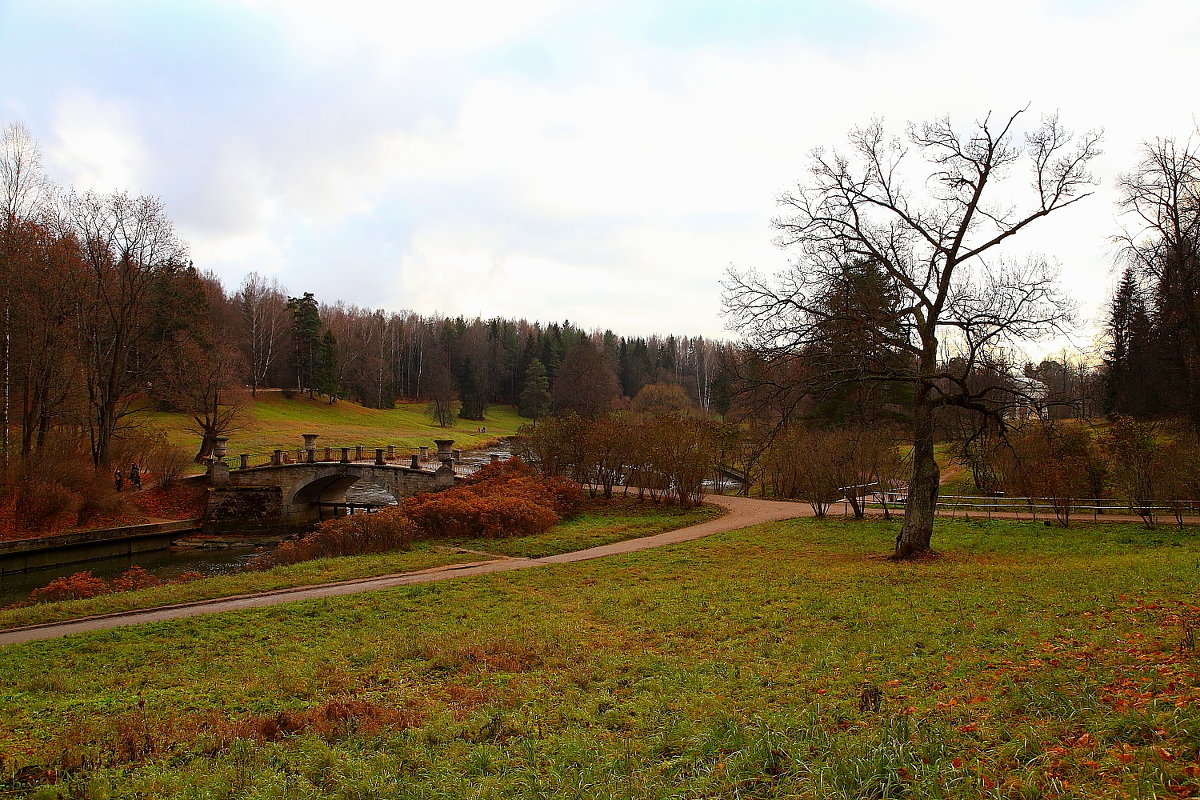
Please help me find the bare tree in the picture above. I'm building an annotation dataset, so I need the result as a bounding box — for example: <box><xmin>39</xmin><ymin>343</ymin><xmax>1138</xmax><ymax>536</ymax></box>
<box><xmin>0</xmin><ymin>123</ymin><xmax>51</xmax><ymax>465</ymax></box>
<box><xmin>67</xmin><ymin>190</ymin><xmax>189</xmax><ymax>466</ymax></box>
<box><xmin>237</xmin><ymin>272</ymin><xmax>288</xmax><ymax>396</ymax></box>
<box><xmin>725</xmin><ymin>109</ymin><xmax>1101</xmax><ymax>558</ymax></box>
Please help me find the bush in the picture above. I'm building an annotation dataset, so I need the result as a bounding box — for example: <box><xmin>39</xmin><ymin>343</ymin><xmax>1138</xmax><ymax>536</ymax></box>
<box><xmin>23</xmin><ymin>566</ymin><xmax>201</xmax><ymax>605</ymax></box>
<box><xmin>15</xmin><ymin>479</ymin><xmax>82</xmax><ymax>533</ymax></box>
<box><xmin>110</xmin><ymin>566</ymin><xmax>163</xmax><ymax>592</ymax></box>
<box><xmin>403</xmin><ymin>458</ymin><xmax>582</xmax><ymax>539</ymax></box>
<box><xmin>248</xmin><ymin>507</ymin><xmax>416</xmax><ymax>569</ymax></box>
<box><xmin>28</xmin><ymin>571</ymin><xmax>110</xmax><ymax>603</ymax></box>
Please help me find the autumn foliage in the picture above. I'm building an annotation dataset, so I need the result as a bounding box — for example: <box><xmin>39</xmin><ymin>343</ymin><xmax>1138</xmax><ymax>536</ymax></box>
<box><xmin>21</xmin><ymin>567</ymin><xmax>203</xmax><ymax>606</ymax></box>
<box><xmin>249</xmin><ymin>507</ymin><xmax>418</xmax><ymax>569</ymax></box>
<box><xmin>403</xmin><ymin>458</ymin><xmax>582</xmax><ymax>539</ymax></box>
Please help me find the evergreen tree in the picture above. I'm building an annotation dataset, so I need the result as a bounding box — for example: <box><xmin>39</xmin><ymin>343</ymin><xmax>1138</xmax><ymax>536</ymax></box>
<box><xmin>314</xmin><ymin>329</ymin><xmax>339</xmax><ymax>402</ymax></box>
<box><xmin>286</xmin><ymin>292</ymin><xmax>321</xmax><ymax>397</ymax></box>
<box><xmin>456</xmin><ymin>356</ymin><xmax>487</xmax><ymax>420</ymax></box>
<box><xmin>518</xmin><ymin>358</ymin><xmax>551</xmax><ymax>418</ymax></box>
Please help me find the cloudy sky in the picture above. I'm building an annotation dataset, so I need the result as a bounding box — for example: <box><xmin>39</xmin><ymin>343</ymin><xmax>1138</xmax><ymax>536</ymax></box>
<box><xmin>2</xmin><ymin>0</ymin><xmax>1198</xmax><ymax>345</ymax></box>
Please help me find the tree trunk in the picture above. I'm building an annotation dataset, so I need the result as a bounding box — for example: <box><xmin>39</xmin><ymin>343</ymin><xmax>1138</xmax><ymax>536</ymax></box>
<box><xmin>893</xmin><ymin>401</ymin><xmax>939</xmax><ymax>559</ymax></box>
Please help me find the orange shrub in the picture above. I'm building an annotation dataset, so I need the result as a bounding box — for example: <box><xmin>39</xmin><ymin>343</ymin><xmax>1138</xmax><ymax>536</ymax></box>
<box><xmin>110</xmin><ymin>566</ymin><xmax>163</xmax><ymax>592</ymax></box>
<box><xmin>248</xmin><ymin>506</ymin><xmax>416</xmax><ymax>569</ymax></box>
<box><xmin>28</xmin><ymin>571</ymin><xmax>111</xmax><ymax>603</ymax></box>
<box><xmin>24</xmin><ymin>566</ymin><xmax>201</xmax><ymax>605</ymax></box>
<box><xmin>403</xmin><ymin>460</ymin><xmax>580</xmax><ymax>540</ymax></box>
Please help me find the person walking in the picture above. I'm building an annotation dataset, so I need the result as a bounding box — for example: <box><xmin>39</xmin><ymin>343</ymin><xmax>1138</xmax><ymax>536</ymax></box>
<box><xmin>129</xmin><ymin>463</ymin><xmax>141</xmax><ymax>490</ymax></box>
<box><xmin>113</xmin><ymin>468</ymin><xmax>123</xmax><ymax>492</ymax></box>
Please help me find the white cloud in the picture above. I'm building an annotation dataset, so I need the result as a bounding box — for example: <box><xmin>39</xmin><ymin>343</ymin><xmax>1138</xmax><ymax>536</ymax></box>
<box><xmin>46</xmin><ymin>93</ymin><xmax>146</xmax><ymax>193</ymax></box>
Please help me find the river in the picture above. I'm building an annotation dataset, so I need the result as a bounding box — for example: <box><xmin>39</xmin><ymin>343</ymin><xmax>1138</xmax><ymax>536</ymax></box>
<box><xmin>0</xmin><ymin>480</ymin><xmax>404</xmax><ymax>607</ymax></box>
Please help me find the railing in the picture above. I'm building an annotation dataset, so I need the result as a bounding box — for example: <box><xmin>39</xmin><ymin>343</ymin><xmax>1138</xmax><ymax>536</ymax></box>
<box><xmin>859</xmin><ymin>491</ymin><xmax>1200</xmax><ymax>521</ymax></box>
<box><xmin>216</xmin><ymin>446</ymin><xmax>500</xmax><ymax>475</ymax></box>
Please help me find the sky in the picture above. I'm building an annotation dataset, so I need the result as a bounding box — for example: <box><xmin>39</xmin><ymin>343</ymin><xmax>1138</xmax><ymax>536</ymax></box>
<box><xmin>1</xmin><ymin>0</ymin><xmax>1198</xmax><ymax>349</ymax></box>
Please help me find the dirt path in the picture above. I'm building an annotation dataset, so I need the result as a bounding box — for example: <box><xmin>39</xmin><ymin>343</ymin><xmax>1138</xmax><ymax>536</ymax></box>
<box><xmin>0</xmin><ymin>495</ymin><xmax>809</xmax><ymax>647</ymax></box>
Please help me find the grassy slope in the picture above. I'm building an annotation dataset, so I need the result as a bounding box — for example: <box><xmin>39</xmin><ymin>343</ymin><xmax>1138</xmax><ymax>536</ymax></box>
<box><xmin>1</xmin><ymin>517</ymin><xmax>1197</xmax><ymax>798</ymax></box>
<box><xmin>0</xmin><ymin>500</ymin><xmax>720</xmax><ymax>630</ymax></box>
<box><xmin>141</xmin><ymin>392</ymin><xmax>527</xmax><ymax>461</ymax></box>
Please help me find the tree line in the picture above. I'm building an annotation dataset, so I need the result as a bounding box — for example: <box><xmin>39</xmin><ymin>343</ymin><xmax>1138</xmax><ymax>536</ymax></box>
<box><xmin>0</xmin><ymin>122</ymin><xmax>738</xmax><ymax>471</ymax></box>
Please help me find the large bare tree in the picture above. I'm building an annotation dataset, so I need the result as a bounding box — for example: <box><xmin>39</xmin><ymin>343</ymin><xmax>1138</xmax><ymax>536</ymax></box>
<box><xmin>725</xmin><ymin>109</ymin><xmax>1101</xmax><ymax>558</ymax></box>
<box><xmin>0</xmin><ymin>123</ymin><xmax>51</xmax><ymax>464</ymax></box>
<box><xmin>67</xmin><ymin>190</ymin><xmax>189</xmax><ymax>466</ymax></box>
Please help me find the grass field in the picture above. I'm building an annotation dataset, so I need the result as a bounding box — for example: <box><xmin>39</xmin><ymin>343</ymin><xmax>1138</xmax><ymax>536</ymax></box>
<box><xmin>142</xmin><ymin>392</ymin><xmax>527</xmax><ymax>462</ymax></box>
<box><xmin>0</xmin><ymin>500</ymin><xmax>720</xmax><ymax>631</ymax></box>
<box><xmin>1</xmin><ymin>516</ymin><xmax>1197</xmax><ymax>798</ymax></box>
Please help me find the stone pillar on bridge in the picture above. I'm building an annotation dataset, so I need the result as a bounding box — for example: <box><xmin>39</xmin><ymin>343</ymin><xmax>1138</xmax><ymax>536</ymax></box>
<box><xmin>272</xmin><ymin>450</ymin><xmax>283</xmax><ymax>466</ymax></box>
<box><xmin>324</xmin><ymin>446</ymin><xmax>332</xmax><ymax>461</ymax></box>
<box><xmin>434</xmin><ymin>439</ymin><xmax>454</xmax><ymax>460</ymax></box>
<box><xmin>419</xmin><ymin>445</ymin><xmax>429</xmax><ymax>460</ymax></box>
<box><xmin>387</xmin><ymin>444</ymin><xmax>395</xmax><ymax>460</ymax></box>
<box><xmin>355</xmin><ymin>445</ymin><xmax>364</xmax><ymax>461</ymax></box>
<box><xmin>451</xmin><ymin>448</ymin><xmax>462</xmax><ymax>463</ymax></box>
<box><xmin>435</xmin><ymin>460</ymin><xmax>456</xmax><ymax>488</ymax></box>
<box><xmin>410</xmin><ymin>454</ymin><xmax>420</xmax><ymax>469</ymax></box>
<box><xmin>239</xmin><ymin>454</ymin><xmax>250</xmax><ymax>470</ymax></box>
<box><xmin>340</xmin><ymin>447</ymin><xmax>351</xmax><ymax>464</ymax></box>
<box><xmin>302</xmin><ymin>434</ymin><xmax>318</xmax><ymax>465</ymax></box>
<box><xmin>208</xmin><ymin>438</ymin><xmax>230</xmax><ymax>485</ymax></box>
<box><xmin>375</xmin><ymin>448</ymin><xmax>386</xmax><ymax>465</ymax></box>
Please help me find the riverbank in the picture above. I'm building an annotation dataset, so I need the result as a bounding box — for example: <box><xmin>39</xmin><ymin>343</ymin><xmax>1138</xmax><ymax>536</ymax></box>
<box><xmin>0</xmin><ymin>499</ymin><xmax>722</xmax><ymax>631</ymax></box>
<box><xmin>0</xmin><ymin>517</ymin><xmax>202</xmax><ymax>577</ymax></box>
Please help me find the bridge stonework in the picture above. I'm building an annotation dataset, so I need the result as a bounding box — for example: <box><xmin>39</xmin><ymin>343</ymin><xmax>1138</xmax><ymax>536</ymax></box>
<box><xmin>205</xmin><ymin>462</ymin><xmax>458</xmax><ymax>530</ymax></box>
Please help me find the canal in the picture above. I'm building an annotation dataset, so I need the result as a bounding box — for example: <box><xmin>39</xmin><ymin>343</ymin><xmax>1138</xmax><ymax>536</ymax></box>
<box><xmin>0</xmin><ymin>481</ymin><xmax>402</xmax><ymax>608</ymax></box>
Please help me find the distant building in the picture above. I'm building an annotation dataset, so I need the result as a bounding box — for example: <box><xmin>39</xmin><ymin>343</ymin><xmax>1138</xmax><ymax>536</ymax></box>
<box><xmin>1008</xmin><ymin>376</ymin><xmax>1047</xmax><ymax>421</ymax></box>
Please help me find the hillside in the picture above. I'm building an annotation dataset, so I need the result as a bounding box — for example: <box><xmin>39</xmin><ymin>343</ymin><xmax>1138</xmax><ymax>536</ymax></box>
<box><xmin>141</xmin><ymin>392</ymin><xmax>528</xmax><ymax>462</ymax></box>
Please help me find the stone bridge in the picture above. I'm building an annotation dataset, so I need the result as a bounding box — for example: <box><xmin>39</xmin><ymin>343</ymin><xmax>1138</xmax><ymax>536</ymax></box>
<box><xmin>203</xmin><ymin>437</ymin><xmax>494</xmax><ymax>531</ymax></box>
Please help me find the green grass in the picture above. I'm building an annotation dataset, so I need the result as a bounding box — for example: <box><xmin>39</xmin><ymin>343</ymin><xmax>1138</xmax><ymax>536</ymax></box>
<box><xmin>0</xmin><ymin>500</ymin><xmax>720</xmax><ymax>631</ymax></box>
<box><xmin>1</xmin><ymin>517</ymin><xmax>1198</xmax><ymax>798</ymax></box>
<box><xmin>142</xmin><ymin>392</ymin><xmax>527</xmax><ymax>462</ymax></box>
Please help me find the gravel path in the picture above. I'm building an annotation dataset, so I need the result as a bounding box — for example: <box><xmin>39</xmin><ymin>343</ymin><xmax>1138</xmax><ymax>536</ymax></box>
<box><xmin>0</xmin><ymin>495</ymin><xmax>808</xmax><ymax>646</ymax></box>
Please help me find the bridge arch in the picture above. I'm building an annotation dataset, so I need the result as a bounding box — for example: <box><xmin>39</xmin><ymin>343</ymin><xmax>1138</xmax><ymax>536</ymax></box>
<box><xmin>214</xmin><ymin>461</ymin><xmax>459</xmax><ymax>528</ymax></box>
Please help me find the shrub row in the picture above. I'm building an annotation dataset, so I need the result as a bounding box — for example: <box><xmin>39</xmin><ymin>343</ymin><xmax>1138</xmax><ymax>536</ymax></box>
<box><xmin>17</xmin><ymin>566</ymin><xmax>203</xmax><ymax>606</ymax></box>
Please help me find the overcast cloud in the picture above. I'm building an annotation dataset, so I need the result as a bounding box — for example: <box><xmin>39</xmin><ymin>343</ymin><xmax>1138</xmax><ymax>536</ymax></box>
<box><xmin>2</xmin><ymin>0</ymin><xmax>1198</xmax><ymax>346</ymax></box>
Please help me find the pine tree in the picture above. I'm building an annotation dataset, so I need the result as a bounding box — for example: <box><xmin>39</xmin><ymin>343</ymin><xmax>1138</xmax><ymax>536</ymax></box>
<box><xmin>314</xmin><ymin>329</ymin><xmax>339</xmax><ymax>402</ymax></box>
<box><xmin>518</xmin><ymin>358</ymin><xmax>551</xmax><ymax>418</ymax></box>
<box><xmin>286</xmin><ymin>292</ymin><xmax>321</xmax><ymax>397</ymax></box>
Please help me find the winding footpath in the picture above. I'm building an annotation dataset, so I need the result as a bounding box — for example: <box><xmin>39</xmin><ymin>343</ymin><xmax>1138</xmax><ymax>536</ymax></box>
<box><xmin>0</xmin><ymin>495</ymin><xmax>808</xmax><ymax>647</ymax></box>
